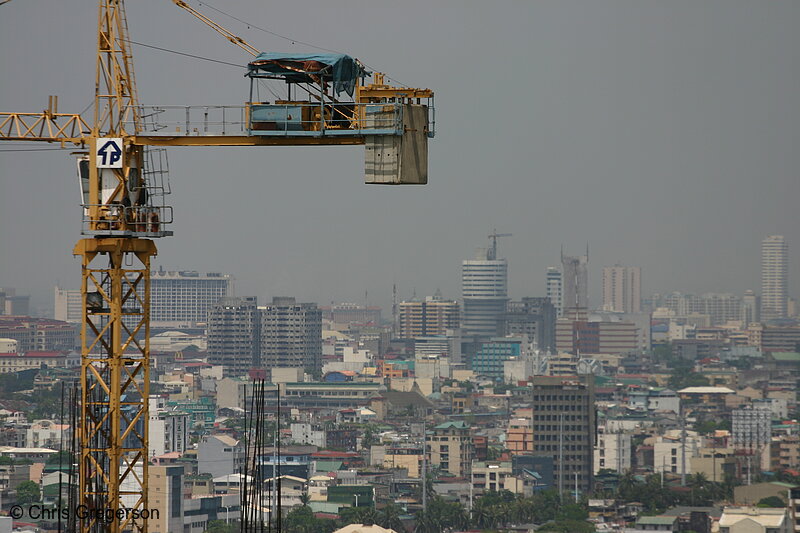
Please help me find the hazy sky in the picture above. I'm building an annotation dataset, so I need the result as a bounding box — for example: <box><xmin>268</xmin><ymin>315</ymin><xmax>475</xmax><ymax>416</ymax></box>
<box><xmin>1</xmin><ymin>0</ymin><xmax>798</xmax><ymax>313</ymax></box>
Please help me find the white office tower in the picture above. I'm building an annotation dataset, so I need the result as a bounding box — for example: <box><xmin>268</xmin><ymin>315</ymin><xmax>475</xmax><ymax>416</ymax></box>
<box><xmin>546</xmin><ymin>267</ymin><xmax>563</xmax><ymax>317</ymax></box>
<box><xmin>150</xmin><ymin>270</ymin><xmax>232</xmax><ymax>328</ymax></box>
<box><xmin>602</xmin><ymin>265</ymin><xmax>641</xmax><ymax>313</ymax></box>
<box><xmin>462</xmin><ymin>248</ymin><xmax>508</xmax><ymax>337</ymax></box>
<box><xmin>760</xmin><ymin>235</ymin><xmax>788</xmax><ymax>321</ymax></box>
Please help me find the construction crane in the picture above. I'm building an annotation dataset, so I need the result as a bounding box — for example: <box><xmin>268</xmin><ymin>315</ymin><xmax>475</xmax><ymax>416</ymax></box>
<box><xmin>488</xmin><ymin>229</ymin><xmax>512</xmax><ymax>260</ymax></box>
<box><xmin>0</xmin><ymin>1</ymin><xmax>434</xmax><ymax>531</ymax></box>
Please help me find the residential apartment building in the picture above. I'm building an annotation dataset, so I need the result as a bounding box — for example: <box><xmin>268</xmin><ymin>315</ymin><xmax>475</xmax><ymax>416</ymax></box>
<box><xmin>207</xmin><ymin>297</ymin><xmax>259</xmax><ymax>377</ymax></box>
<box><xmin>429</xmin><ymin>421</ymin><xmax>473</xmax><ymax>478</ymax></box>
<box><xmin>555</xmin><ymin>319</ymin><xmax>638</xmax><ymax>355</ymax></box>
<box><xmin>531</xmin><ymin>375</ymin><xmax>595</xmax><ymax>494</ymax></box>
<box><xmin>761</xmin><ymin>235</ymin><xmax>789</xmax><ymax>321</ymax></box>
<box><xmin>561</xmin><ymin>248</ymin><xmax>589</xmax><ymax>313</ymax></box>
<box><xmin>602</xmin><ymin>265</ymin><xmax>641</xmax><ymax>313</ymax></box>
<box><xmin>149</xmin><ymin>409</ymin><xmax>190</xmax><ymax>457</ymax></box>
<box><xmin>260</xmin><ymin>297</ymin><xmax>322</xmax><ymax>376</ymax></box>
<box><xmin>594</xmin><ymin>426</ymin><xmax>632</xmax><ymax>474</ymax></box>
<box><xmin>398</xmin><ymin>295</ymin><xmax>459</xmax><ymax>339</ymax></box>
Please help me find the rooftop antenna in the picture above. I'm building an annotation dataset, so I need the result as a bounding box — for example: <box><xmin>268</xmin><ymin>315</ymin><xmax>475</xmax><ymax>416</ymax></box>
<box><xmin>488</xmin><ymin>229</ymin><xmax>512</xmax><ymax>260</ymax></box>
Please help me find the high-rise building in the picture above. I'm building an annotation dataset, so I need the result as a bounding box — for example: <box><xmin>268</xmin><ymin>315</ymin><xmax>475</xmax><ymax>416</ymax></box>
<box><xmin>54</xmin><ymin>287</ymin><xmax>82</xmax><ymax>323</ymax></box>
<box><xmin>260</xmin><ymin>297</ymin><xmax>322</xmax><ymax>377</ymax></box>
<box><xmin>462</xmin><ymin>248</ymin><xmax>508</xmax><ymax>338</ymax></box>
<box><xmin>546</xmin><ymin>267</ymin><xmax>563</xmax><ymax>318</ymax></box>
<box><xmin>502</xmin><ymin>297</ymin><xmax>556</xmax><ymax>352</ymax></box>
<box><xmin>602</xmin><ymin>265</ymin><xmax>641</xmax><ymax>314</ymax></box>
<box><xmin>150</xmin><ymin>270</ymin><xmax>232</xmax><ymax>329</ymax></box>
<box><xmin>555</xmin><ymin>319</ymin><xmax>638</xmax><ymax>355</ymax></box>
<box><xmin>561</xmin><ymin>248</ymin><xmax>588</xmax><ymax>313</ymax></box>
<box><xmin>472</xmin><ymin>336</ymin><xmax>523</xmax><ymax>379</ymax></box>
<box><xmin>531</xmin><ymin>375</ymin><xmax>595</xmax><ymax>494</ymax></box>
<box><xmin>207</xmin><ymin>297</ymin><xmax>260</xmax><ymax>377</ymax></box>
<box><xmin>761</xmin><ymin>235</ymin><xmax>789</xmax><ymax>321</ymax></box>
<box><xmin>398</xmin><ymin>294</ymin><xmax>459</xmax><ymax>339</ymax></box>
<box><xmin>320</xmin><ymin>303</ymin><xmax>382</xmax><ymax>326</ymax></box>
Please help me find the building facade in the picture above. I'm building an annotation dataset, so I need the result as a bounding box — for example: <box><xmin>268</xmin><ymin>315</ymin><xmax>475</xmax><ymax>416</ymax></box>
<box><xmin>531</xmin><ymin>375</ymin><xmax>595</xmax><ymax>494</ymax></box>
<box><xmin>207</xmin><ymin>297</ymin><xmax>260</xmax><ymax>377</ymax></box>
<box><xmin>429</xmin><ymin>421</ymin><xmax>473</xmax><ymax>478</ymax></box>
<box><xmin>462</xmin><ymin>248</ymin><xmax>508</xmax><ymax>338</ymax></box>
<box><xmin>602</xmin><ymin>265</ymin><xmax>641</xmax><ymax>314</ymax></box>
<box><xmin>761</xmin><ymin>235</ymin><xmax>789</xmax><ymax>321</ymax></box>
<box><xmin>260</xmin><ymin>297</ymin><xmax>322</xmax><ymax>376</ymax></box>
<box><xmin>546</xmin><ymin>267</ymin><xmax>563</xmax><ymax>318</ymax></box>
<box><xmin>398</xmin><ymin>295</ymin><xmax>459</xmax><ymax>339</ymax></box>
<box><xmin>150</xmin><ymin>270</ymin><xmax>231</xmax><ymax>329</ymax></box>
<box><xmin>502</xmin><ymin>297</ymin><xmax>556</xmax><ymax>352</ymax></box>
<box><xmin>54</xmin><ymin>287</ymin><xmax>82</xmax><ymax>324</ymax></box>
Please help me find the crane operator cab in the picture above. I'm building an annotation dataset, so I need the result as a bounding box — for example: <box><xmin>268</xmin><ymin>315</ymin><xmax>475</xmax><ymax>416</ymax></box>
<box><xmin>245</xmin><ymin>53</ymin><xmax>434</xmax><ymax>184</ymax></box>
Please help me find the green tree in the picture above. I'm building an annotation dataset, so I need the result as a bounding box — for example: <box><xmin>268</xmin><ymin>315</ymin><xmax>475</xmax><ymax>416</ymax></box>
<box><xmin>538</xmin><ymin>519</ymin><xmax>596</xmax><ymax>532</ymax></box>
<box><xmin>757</xmin><ymin>496</ymin><xmax>786</xmax><ymax>508</ymax></box>
<box><xmin>16</xmin><ymin>480</ymin><xmax>40</xmax><ymax>506</ymax></box>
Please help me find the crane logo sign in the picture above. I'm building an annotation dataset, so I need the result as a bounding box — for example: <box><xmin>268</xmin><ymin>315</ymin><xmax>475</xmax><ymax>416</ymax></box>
<box><xmin>96</xmin><ymin>137</ymin><xmax>123</xmax><ymax>168</ymax></box>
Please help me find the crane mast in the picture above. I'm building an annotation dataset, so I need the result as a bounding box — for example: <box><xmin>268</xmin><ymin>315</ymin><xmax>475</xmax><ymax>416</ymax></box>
<box><xmin>0</xmin><ymin>1</ymin><xmax>434</xmax><ymax>531</ymax></box>
<box><xmin>77</xmin><ymin>1</ymin><xmax>156</xmax><ymax>531</ymax></box>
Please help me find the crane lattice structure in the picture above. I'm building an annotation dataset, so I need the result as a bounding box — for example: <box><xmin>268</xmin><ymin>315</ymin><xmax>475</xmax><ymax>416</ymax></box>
<box><xmin>0</xmin><ymin>1</ymin><xmax>433</xmax><ymax>531</ymax></box>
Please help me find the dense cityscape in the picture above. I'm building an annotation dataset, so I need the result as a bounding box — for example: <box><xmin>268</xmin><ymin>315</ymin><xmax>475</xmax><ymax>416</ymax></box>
<box><xmin>0</xmin><ymin>233</ymin><xmax>796</xmax><ymax>533</ymax></box>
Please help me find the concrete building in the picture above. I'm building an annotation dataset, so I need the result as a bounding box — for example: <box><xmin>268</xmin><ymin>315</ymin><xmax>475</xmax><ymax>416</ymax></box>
<box><xmin>761</xmin><ymin>235</ymin><xmax>789</xmax><ymax>321</ymax></box>
<box><xmin>53</xmin><ymin>287</ymin><xmax>82</xmax><ymax>323</ymax></box>
<box><xmin>146</xmin><ymin>465</ymin><xmax>185</xmax><ymax>533</ymax></box>
<box><xmin>207</xmin><ymin>297</ymin><xmax>259</xmax><ymax>377</ymax></box>
<box><xmin>561</xmin><ymin>247</ymin><xmax>589</xmax><ymax>314</ymax></box>
<box><xmin>602</xmin><ymin>265</ymin><xmax>641</xmax><ymax>314</ymax></box>
<box><xmin>594</xmin><ymin>426</ymin><xmax>632</xmax><ymax>474</ymax></box>
<box><xmin>321</xmin><ymin>303</ymin><xmax>381</xmax><ymax>326</ymax></box>
<box><xmin>546</xmin><ymin>267</ymin><xmax>563</xmax><ymax>318</ymax></box>
<box><xmin>429</xmin><ymin>421</ymin><xmax>472</xmax><ymax>478</ymax></box>
<box><xmin>150</xmin><ymin>270</ymin><xmax>231</xmax><ymax>329</ymax></box>
<box><xmin>0</xmin><ymin>316</ymin><xmax>77</xmax><ymax>352</ymax></box>
<box><xmin>653</xmin><ymin>432</ymin><xmax>701</xmax><ymax>476</ymax></box>
<box><xmin>719</xmin><ymin>506</ymin><xmax>791</xmax><ymax>533</ymax></box>
<box><xmin>502</xmin><ymin>297</ymin><xmax>556</xmax><ymax>352</ymax></box>
<box><xmin>471</xmin><ymin>460</ymin><xmax>515</xmax><ymax>493</ymax></box>
<box><xmin>462</xmin><ymin>247</ymin><xmax>508</xmax><ymax>338</ymax></box>
<box><xmin>398</xmin><ymin>294</ymin><xmax>459</xmax><ymax>339</ymax></box>
<box><xmin>472</xmin><ymin>336</ymin><xmax>523</xmax><ymax>380</ymax></box>
<box><xmin>0</xmin><ymin>351</ymin><xmax>66</xmax><ymax>374</ymax></box>
<box><xmin>555</xmin><ymin>319</ymin><xmax>638</xmax><ymax>355</ymax></box>
<box><xmin>197</xmin><ymin>435</ymin><xmax>246</xmax><ymax>478</ymax></box>
<box><xmin>149</xmin><ymin>409</ymin><xmax>190</xmax><ymax>457</ymax></box>
<box><xmin>531</xmin><ymin>375</ymin><xmax>595</xmax><ymax>494</ymax></box>
<box><xmin>260</xmin><ymin>297</ymin><xmax>322</xmax><ymax>377</ymax></box>
<box><xmin>383</xmin><ymin>445</ymin><xmax>424</xmax><ymax>478</ymax></box>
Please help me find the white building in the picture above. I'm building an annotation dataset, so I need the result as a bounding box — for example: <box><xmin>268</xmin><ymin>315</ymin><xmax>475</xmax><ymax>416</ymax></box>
<box><xmin>594</xmin><ymin>426</ymin><xmax>632</xmax><ymax>474</ymax></box>
<box><xmin>761</xmin><ymin>235</ymin><xmax>789</xmax><ymax>321</ymax></box>
<box><xmin>719</xmin><ymin>506</ymin><xmax>791</xmax><ymax>533</ymax></box>
<box><xmin>602</xmin><ymin>265</ymin><xmax>641</xmax><ymax>314</ymax></box>
<box><xmin>150</xmin><ymin>270</ymin><xmax>232</xmax><ymax>328</ymax></box>
<box><xmin>54</xmin><ymin>287</ymin><xmax>82</xmax><ymax>323</ymax></box>
<box><xmin>462</xmin><ymin>248</ymin><xmax>508</xmax><ymax>337</ymax></box>
<box><xmin>148</xmin><ymin>410</ymin><xmax>190</xmax><ymax>457</ymax></box>
<box><xmin>653</xmin><ymin>431</ymin><xmax>700</xmax><ymax>476</ymax></box>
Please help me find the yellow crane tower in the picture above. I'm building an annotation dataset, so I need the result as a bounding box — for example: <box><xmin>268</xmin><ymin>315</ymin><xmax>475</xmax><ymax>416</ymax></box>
<box><xmin>0</xmin><ymin>1</ymin><xmax>434</xmax><ymax>531</ymax></box>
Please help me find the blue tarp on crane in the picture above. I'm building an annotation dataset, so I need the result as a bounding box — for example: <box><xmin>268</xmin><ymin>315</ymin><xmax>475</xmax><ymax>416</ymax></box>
<box><xmin>247</xmin><ymin>52</ymin><xmax>363</xmax><ymax>97</ymax></box>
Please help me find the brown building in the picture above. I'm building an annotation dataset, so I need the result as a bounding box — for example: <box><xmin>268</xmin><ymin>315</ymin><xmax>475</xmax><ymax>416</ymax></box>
<box><xmin>398</xmin><ymin>295</ymin><xmax>459</xmax><ymax>339</ymax></box>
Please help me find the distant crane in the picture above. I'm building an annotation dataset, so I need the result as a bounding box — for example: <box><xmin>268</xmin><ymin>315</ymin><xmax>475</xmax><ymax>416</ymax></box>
<box><xmin>0</xmin><ymin>1</ymin><xmax>434</xmax><ymax>531</ymax></box>
<box><xmin>488</xmin><ymin>229</ymin><xmax>512</xmax><ymax>260</ymax></box>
